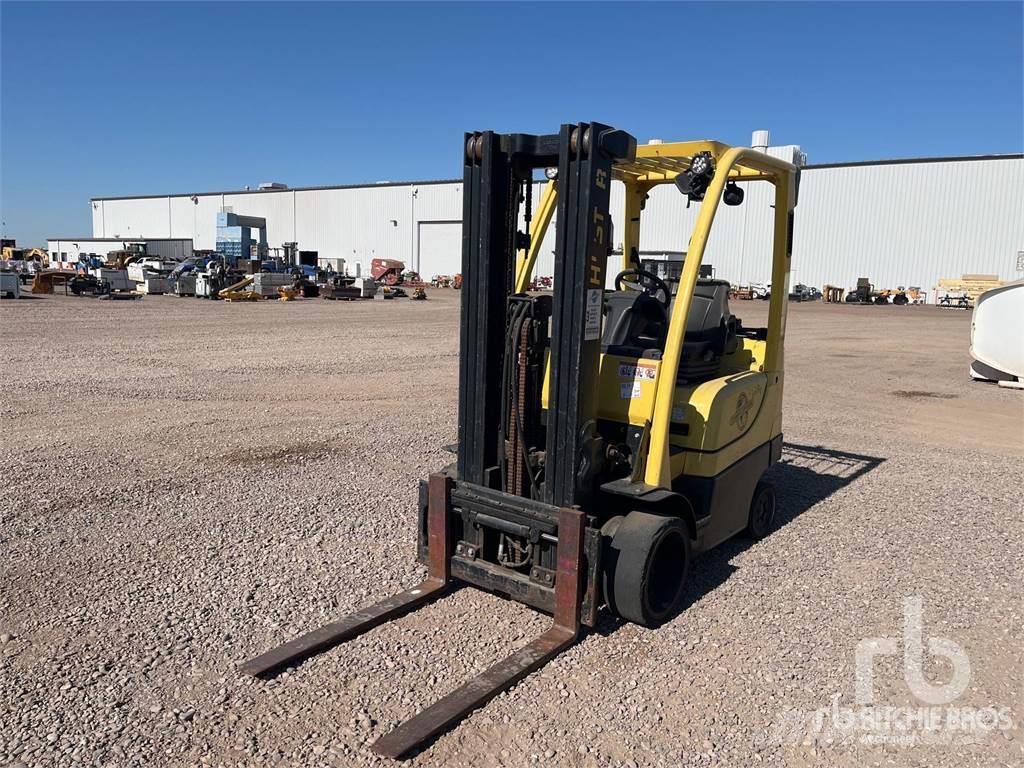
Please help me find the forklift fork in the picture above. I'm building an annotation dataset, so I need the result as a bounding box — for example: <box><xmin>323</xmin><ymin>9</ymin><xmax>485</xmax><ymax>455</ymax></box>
<box><xmin>239</xmin><ymin>473</ymin><xmax>586</xmax><ymax>759</ymax></box>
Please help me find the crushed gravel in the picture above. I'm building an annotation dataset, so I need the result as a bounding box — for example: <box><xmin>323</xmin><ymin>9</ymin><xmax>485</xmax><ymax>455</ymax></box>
<box><xmin>1</xmin><ymin>292</ymin><xmax>1020</xmax><ymax>767</ymax></box>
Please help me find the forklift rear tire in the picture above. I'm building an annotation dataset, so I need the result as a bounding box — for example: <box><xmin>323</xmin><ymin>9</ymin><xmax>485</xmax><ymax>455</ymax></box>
<box><xmin>745</xmin><ymin>480</ymin><xmax>776</xmax><ymax>539</ymax></box>
<box><xmin>603</xmin><ymin>511</ymin><xmax>690</xmax><ymax>628</ymax></box>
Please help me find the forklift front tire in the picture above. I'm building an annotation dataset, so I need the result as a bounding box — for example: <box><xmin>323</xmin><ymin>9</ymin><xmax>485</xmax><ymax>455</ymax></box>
<box><xmin>745</xmin><ymin>480</ymin><xmax>777</xmax><ymax>540</ymax></box>
<box><xmin>603</xmin><ymin>511</ymin><xmax>690</xmax><ymax>628</ymax></box>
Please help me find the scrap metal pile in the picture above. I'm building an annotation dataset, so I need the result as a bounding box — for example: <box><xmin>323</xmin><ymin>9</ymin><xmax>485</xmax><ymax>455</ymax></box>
<box><xmin>12</xmin><ymin>232</ymin><xmax>512</xmax><ymax>306</ymax></box>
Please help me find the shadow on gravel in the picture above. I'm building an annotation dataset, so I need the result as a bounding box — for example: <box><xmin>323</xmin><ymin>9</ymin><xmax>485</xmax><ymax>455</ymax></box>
<box><xmin>768</xmin><ymin>441</ymin><xmax>886</xmax><ymax>523</ymax></box>
<box><xmin>592</xmin><ymin>442</ymin><xmax>886</xmax><ymax>635</ymax></box>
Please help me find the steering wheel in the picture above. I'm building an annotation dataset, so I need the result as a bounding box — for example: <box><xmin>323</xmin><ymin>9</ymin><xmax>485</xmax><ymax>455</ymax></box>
<box><xmin>614</xmin><ymin>268</ymin><xmax>671</xmax><ymax>307</ymax></box>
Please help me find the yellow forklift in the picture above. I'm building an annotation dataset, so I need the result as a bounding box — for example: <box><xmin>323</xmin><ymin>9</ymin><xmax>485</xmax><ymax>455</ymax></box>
<box><xmin>242</xmin><ymin>123</ymin><xmax>799</xmax><ymax>758</ymax></box>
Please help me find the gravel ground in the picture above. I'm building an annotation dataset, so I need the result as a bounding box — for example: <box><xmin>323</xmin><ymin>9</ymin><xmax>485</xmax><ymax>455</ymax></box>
<box><xmin>1</xmin><ymin>291</ymin><xmax>1021</xmax><ymax>768</ymax></box>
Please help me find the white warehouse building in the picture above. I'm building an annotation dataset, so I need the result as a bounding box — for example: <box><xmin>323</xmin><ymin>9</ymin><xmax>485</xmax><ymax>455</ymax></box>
<box><xmin>87</xmin><ymin>135</ymin><xmax>1024</xmax><ymax>294</ymax></box>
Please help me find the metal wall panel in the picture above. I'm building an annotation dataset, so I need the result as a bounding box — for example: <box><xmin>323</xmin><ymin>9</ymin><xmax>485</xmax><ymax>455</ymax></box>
<box><xmin>294</xmin><ymin>186</ymin><xmax>413</xmax><ymax>272</ymax></box>
<box><xmin>793</xmin><ymin>158</ymin><xmax>1024</xmax><ymax>292</ymax></box>
<box><xmin>417</xmin><ymin>221</ymin><xmax>462</xmax><ymax>276</ymax></box>
<box><xmin>294</xmin><ymin>188</ymin><xmax>347</xmax><ymax>264</ymax></box>
<box><xmin>169</xmin><ymin>196</ymin><xmax>224</xmax><ymax>250</ymax></box>
<box><xmin>143</xmin><ymin>240</ymin><xmax>194</xmax><ymax>260</ymax></box>
<box><xmin>190</xmin><ymin>195</ymin><xmax>226</xmax><ymax>250</ymax></box>
<box><xmin>415</xmin><ymin>180</ymin><xmax>555</xmax><ymax>279</ymax></box>
<box><xmin>91</xmin><ymin>201</ymin><xmax>104</xmax><ymax>237</ymax></box>
<box><xmin>168</xmin><ymin>197</ymin><xmax>198</xmax><ymax>245</ymax></box>
<box><xmin>413</xmin><ymin>183</ymin><xmax>462</xmax><ymax>222</ymax></box>
<box><xmin>96</xmin><ymin>196</ymin><xmax>172</xmax><ymax>240</ymax></box>
<box><xmin>360</xmin><ymin>186</ymin><xmax>415</xmax><ymax>268</ymax></box>
<box><xmin>222</xmin><ymin>191</ymin><xmax>295</xmax><ymax>252</ymax></box>
<box><xmin>92</xmin><ymin>156</ymin><xmax>1024</xmax><ymax>296</ymax></box>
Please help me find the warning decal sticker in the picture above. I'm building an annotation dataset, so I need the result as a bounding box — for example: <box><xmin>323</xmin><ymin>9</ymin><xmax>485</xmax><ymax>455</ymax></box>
<box><xmin>584</xmin><ymin>289</ymin><xmax>603</xmax><ymax>341</ymax></box>
<box><xmin>618</xmin><ymin>363</ymin><xmax>656</xmax><ymax>381</ymax></box>
<box><xmin>620</xmin><ymin>382</ymin><xmax>642</xmax><ymax>399</ymax></box>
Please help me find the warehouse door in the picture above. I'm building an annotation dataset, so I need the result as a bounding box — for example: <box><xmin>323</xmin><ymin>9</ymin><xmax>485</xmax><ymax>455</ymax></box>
<box><xmin>417</xmin><ymin>221</ymin><xmax>462</xmax><ymax>279</ymax></box>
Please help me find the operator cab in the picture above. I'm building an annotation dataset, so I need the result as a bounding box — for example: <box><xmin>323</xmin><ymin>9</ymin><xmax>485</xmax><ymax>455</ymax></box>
<box><xmin>601</xmin><ymin>268</ymin><xmax>739</xmax><ymax>382</ymax></box>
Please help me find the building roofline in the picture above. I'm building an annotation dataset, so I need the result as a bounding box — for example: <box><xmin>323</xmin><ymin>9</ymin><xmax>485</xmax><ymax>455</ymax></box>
<box><xmin>90</xmin><ymin>178</ymin><xmax>461</xmax><ymax>202</ymax></box>
<box><xmin>802</xmin><ymin>153</ymin><xmax>1023</xmax><ymax>170</ymax></box>
<box><xmin>46</xmin><ymin>237</ymin><xmax>193</xmax><ymax>242</ymax></box>
<box><xmin>88</xmin><ymin>153</ymin><xmax>1023</xmax><ymax>202</ymax></box>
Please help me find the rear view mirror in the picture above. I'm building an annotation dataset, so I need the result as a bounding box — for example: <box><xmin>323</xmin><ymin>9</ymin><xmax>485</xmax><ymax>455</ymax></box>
<box><xmin>723</xmin><ymin>181</ymin><xmax>744</xmax><ymax>206</ymax></box>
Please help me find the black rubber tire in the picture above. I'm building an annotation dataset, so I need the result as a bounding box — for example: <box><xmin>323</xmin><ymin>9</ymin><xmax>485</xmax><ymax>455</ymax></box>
<box><xmin>745</xmin><ymin>480</ymin><xmax>777</xmax><ymax>539</ymax></box>
<box><xmin>603</xmin><ymin>511</ymin><xmax>690</xmax><ymax>628</ymax></box>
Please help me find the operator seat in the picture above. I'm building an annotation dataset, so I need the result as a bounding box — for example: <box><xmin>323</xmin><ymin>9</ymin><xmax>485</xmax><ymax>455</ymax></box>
<box><xmin>601</xmin><ymin>290</ymin><xmax>668</xmax><ymax>358</ymax></box>
<box><xmin>676</xmin><ymin>279</ymin><xmax>739</xmax><ymax>381</ymax></box>
<box><xmin>600</xmin><ymin>279</ymin><xmax>739</xmax><ymax>380</ymax></box>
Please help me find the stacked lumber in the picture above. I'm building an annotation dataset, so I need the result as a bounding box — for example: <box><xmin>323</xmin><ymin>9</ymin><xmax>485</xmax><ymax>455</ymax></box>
<box><xmin>934</xmin><ymin>274</ymin><xmax>1003</xmax><ymax>307</ymax></box>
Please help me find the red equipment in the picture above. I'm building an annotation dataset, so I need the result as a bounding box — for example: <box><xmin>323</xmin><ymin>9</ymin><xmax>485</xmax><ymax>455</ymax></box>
<box><xmin>370</xmin><ymin>258</ymin><xmax>430</xmax><ymax>290</ymax></box>
<box><xmin>370</xmin><ymin>258</ymin><xmax>406</xmax><ymax>285</ymax></box>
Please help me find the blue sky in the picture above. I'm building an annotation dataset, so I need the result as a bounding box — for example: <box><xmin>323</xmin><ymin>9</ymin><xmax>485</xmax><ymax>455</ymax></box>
<box><xmin>2</xmin><ymin>1</ymin><xmax>1021</xmax><ymax>246</ymax></box>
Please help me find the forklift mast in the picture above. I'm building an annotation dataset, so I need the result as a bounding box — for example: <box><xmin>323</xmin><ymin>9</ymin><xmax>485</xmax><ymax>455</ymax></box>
<box><xmin>242</xmin><ymin>123</ymin><xmax>639</xmax><ymax>760</ymax></box>
<box><xmin>458</xmin><ymin>124</ymin><xmax>636</xmax><ymax>509</ymax></box>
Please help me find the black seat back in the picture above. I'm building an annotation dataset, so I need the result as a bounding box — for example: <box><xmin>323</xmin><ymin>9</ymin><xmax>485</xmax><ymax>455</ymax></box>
<box><xmin>678</xmin><ymin>279</ymin><xmax>738</xmax><ymax>380</ymax></box>
<box><xmin>601</xmin><ymin>290</ymin><xmax>667</xmax><ymax>359</ymax></box>
<box><xmin>685</xmin><ymin>280</ymin><xmax>731</xmax><ymax>342</ymax></box>
<box><xmin>599</xmin><ymin>280</ymin><xmax>737</xmax><ymax>377</ymax></box>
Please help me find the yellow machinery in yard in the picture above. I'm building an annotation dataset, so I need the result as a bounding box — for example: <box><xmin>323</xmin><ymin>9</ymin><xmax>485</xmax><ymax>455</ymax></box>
<box><xmin>2</xmin><ymin>244</ymin><xmax>47</xmax><ymax>262</ymax></box>
<box><xmin>242</xmin><ymin>124</ymin><xmax>799</xmax><ymax>758</ymax></box>
<box><xmin>218</xmin><ymin>275</ymin><xmax>264</xmax><ymax>302</ymax></box>
<box><xmin>823</xmin><ymin>284</ymin><xmax>845</xmax><ymax>302</ymax></box>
